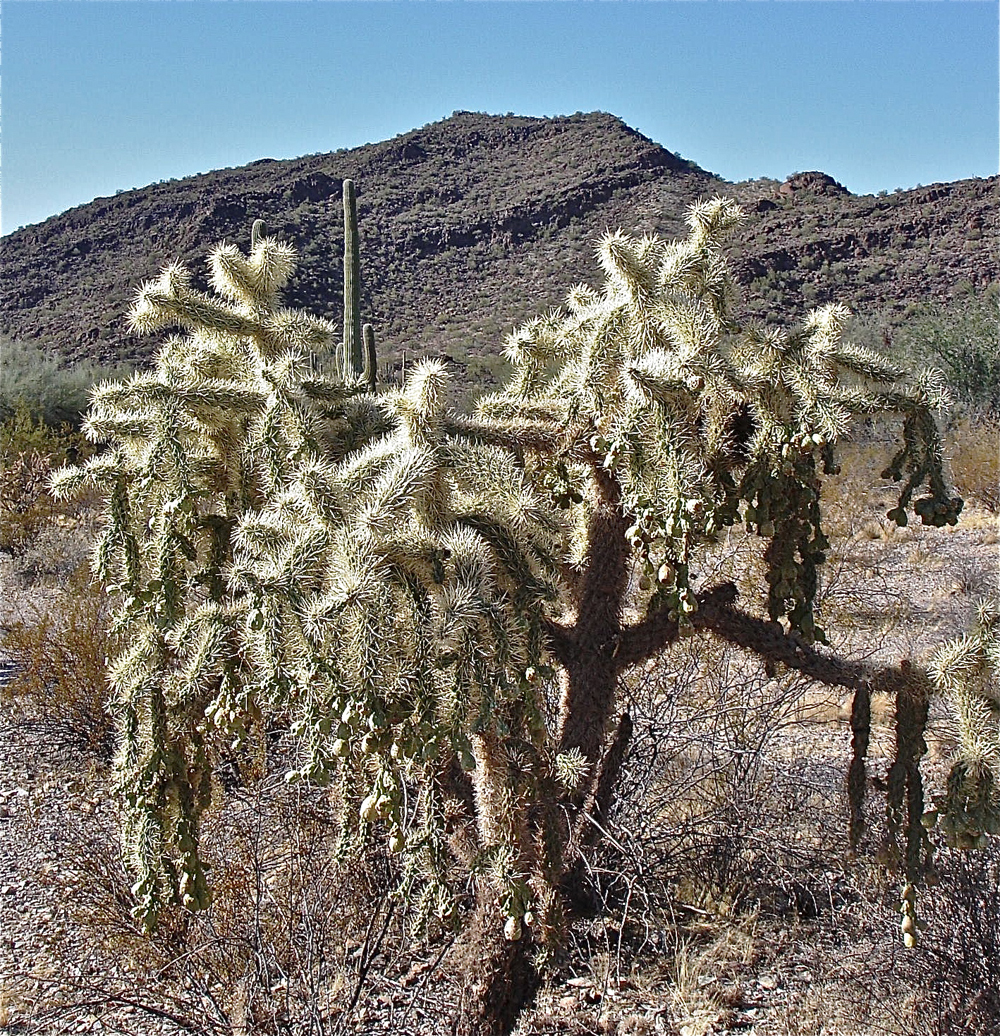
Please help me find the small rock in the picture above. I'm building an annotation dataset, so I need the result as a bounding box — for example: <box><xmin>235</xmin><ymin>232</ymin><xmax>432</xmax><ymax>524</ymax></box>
<box><xmin>758</xmin><ymin>973</ymin><xmax>779</xmax><ymax>990</ymax></box>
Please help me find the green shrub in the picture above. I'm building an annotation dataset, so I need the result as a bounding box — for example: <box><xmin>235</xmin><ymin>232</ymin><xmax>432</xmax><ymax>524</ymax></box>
<box><xmin>0</xmin><ymin>400</ymin><xmax>89</xmax><ymax>460</ymax></box>
<box><xmin>0</xmin><ymin>335</ymin><xmax>132</xmax><ymax>428</ymax></box>
<box><xmin>894</xmin><ymin>286</ymin><xmax>1000</xmax><ymax>416</ymax></box>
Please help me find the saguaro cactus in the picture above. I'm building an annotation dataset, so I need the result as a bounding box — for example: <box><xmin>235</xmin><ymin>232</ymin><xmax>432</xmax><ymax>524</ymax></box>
<box><xmin>363</xmin><ymin>322</ymin><xmax>377</xmax><ymax>393</ymax></box>
<box><xmin>342</xmin><ymin>178</ymin><xmax>364</xmax><ymax>382</ymax></box>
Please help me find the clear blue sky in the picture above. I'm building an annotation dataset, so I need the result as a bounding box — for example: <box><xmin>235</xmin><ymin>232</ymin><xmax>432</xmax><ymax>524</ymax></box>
<box><xmin>2</xmin><ymin>1</ymin><xmax>997</xmax><ymax>235</ymax></box>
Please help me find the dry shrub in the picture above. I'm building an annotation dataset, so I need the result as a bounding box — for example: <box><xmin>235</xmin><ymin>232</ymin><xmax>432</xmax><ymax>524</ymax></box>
<box><xmin>904</xmin><ymin>841</ymin><xmax>1000</xmax><ymax>1036</ymax></box>
<box><xmin>0</xmin><ymin>405</ymin><xmax>100</xmax><ymax>585</ymax></box>
<box><xmin>819</xmin><ymin>429</ymin><xmax>901</xmax><ymax>542</ymax></box>
<box><xmin>570</xmin><ymin>550</ymin><xmax>1000</xmax><ymax>1036</ymax></box>
<box><xmin>1</xmin><ymin>565</ymin><xmax>116</xmax><ymax>756</ymax></box>
<box><xmin>0</xmin><ymin>447</ymin><xmax>59</xmax><ymax>558</ymax></box>
<box><xmin>778</xmin><ymin>841</ymin><xmax>1000</xmax><ymax>1036</ymax></box>
<box><xmin>15</xmin><ymin>764</ymin><xmax>419</xmax><ymax>1035</ymax></box>
<box><xmin>578</xmin><ymin>630</ymin><xmax>1000</xmax><ymax>1036</ymax></box>
<box><xmin>946</xmin><ymin>417</ymin><xmax>999</xmax><ymax>513</ymax></box>
<box><xmin>551</xmin><ymin>519</ymin><xmax>990</xmax><ymax>1035</ymax></box>
<box><xmin>588</xmin><ymin>525</ymin><xmax>892</xmax><ymax>932</ymax></box>
<box><xmin>608</xmin><ymin>636</ymin><xmax>850</xmax><ymax>924</ymax></box>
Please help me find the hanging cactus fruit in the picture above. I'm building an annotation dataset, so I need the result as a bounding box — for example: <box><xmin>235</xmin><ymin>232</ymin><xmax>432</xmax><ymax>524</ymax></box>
<box><xmin>504</xmin><ymin>916</ymin><xmax>523</xmax><ymax>942</ymax></box>
<box><xmin>900</xmin><ymin>882</ymin><xmax>918</xmax><ymax>948</ymax></box>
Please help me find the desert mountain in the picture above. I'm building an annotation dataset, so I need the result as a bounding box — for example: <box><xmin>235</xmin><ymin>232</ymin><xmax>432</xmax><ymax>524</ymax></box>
<box><xmin>2</xmin><ymin>111</ymin><xmax>996</xmax><ymax>389</ymax></box>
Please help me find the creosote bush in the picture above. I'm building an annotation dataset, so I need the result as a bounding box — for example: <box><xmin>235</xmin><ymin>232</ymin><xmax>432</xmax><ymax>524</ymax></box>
<box><xmin>0</xmin><ymin>404</ymin><xmax>96</xmax><ymax>562</ymax></box>
<box><xmin>894</xmin><ymin>285</ymin><xmax>1000</xmax><ymax>417</ymax></box>
<box><xmin>52</xmin><ymin>198</ymin><xmax>979</xmax><ymax>1035</ymax></box>
<box><xmin>1</xmin><ymin>564</ymin><xmax>116</xmax><ymax>756</ymax></box>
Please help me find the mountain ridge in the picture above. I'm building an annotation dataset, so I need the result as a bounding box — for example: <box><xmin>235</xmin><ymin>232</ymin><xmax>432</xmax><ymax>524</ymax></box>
<box><xmin>2</xmin><ymin>111</ymin><xmax>996</xmax><ymax>386</ymax></box>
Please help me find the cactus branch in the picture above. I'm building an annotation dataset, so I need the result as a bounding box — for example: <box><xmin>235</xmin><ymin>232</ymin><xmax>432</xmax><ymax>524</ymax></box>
<box><xmin>848</xmin><ymin>682</ymin><xmax>872</xmax><ymax>849</ymax></box>
<box><xmin>882</xmin><ymin>672</ymin><xmax>932</xmax><ymax>882</ymax></box>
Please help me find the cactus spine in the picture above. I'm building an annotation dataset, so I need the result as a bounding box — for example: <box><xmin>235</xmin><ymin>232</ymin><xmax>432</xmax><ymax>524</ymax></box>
<box><xmin>342</xmin><ymin>179</ymin><xmax>364</xmax><ymax>382</ymax></box>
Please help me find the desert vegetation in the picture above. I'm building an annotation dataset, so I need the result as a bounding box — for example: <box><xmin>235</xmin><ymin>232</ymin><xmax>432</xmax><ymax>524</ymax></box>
<box><xmin>0</xmin><ymin>186</ymin><xmax>997</xmax><ymax>1036</ymax></box>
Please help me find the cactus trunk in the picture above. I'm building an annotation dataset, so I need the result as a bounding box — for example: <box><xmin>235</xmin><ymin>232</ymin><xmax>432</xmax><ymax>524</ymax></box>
<box><xmin>556</xmin><ymin>471</ymin><xmax>630</xmax><ymax>766</ymax></box>
<box><xmin>450</xmin><ymin>891</ymin><xmax>540</xmax><ymax>1036</ymax></box>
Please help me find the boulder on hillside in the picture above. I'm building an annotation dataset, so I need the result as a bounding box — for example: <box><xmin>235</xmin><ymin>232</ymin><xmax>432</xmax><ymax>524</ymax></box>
<box><xmin>779</xmin><ymin>171</ymin><xmax>851</xmax><ymax>198</ymax></box>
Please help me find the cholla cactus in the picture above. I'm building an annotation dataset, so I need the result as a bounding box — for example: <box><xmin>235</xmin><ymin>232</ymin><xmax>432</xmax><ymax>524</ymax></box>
<box><xmin>927</xmin><ymin>598</ymin><xmax>1000</xmax><ymax>847</ymax></box>
<box><xmin>489</xmin><ymin>205</ymin><xmax>955</xmax><ymax>621</ymax></box>
<box><xmin>870</xmin><ymin>599</ymin><xmax>1000</xmax><ymax>949</ymax></box>
<box><xmin>234</xmin><ymin>353</ymin><xmax>569</xmax><ymax>936</ymax></box>
<box><xmin>50</xmin><ymin>223</ymin><xmax>362</xmax><ymax>923</ymax></box>
<box><xmin>55</xmin><ymin>200</ymin><xmax>965</xmax><ymax>1035</ymax></box>
<box><xmin>53</xmin><ymin>222</ymin><xmax>566</xmax><ymax>943</ymax></box>
<box><xmin>473</xmin><ymin>198</ymin><xmax>959</xmax><ymax>767</ymax></box>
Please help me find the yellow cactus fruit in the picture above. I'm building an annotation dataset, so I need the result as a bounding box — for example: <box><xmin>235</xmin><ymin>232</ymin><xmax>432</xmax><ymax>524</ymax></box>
<box><xmin>503</xmin><ymin>916</ymin><xmax>522</xmax><ymax>942</ymax></box>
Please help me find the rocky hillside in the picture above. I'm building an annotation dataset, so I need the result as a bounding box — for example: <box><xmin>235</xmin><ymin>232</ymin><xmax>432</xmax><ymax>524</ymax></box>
<box><xmin>2</xmin><ymin>111</ymin><xmax>996</xmax><ymax>389</ymax></box>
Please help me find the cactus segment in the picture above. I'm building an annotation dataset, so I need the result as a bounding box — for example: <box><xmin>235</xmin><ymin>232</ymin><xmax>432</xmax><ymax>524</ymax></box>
<box><xmin>928</xmin><ymin>598</ymin><xmax>1000</xmax><ymax>847</ymax></box>
<box><xmin>881</xmin><ymin>674</ymin><xmax>932</xmax><ymax>886</ymax></box>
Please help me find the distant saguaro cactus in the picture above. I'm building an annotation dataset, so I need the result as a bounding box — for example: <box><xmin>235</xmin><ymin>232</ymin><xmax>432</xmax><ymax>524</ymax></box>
<box><xmin>342</xmin><ymin>178</ymin><xmax>364</xmax><ymax>382</ymax></box>
<box><xmin>363</xmin><ymin>321</ymin><xmax>377</xmax><ymax>393</ymax></box>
